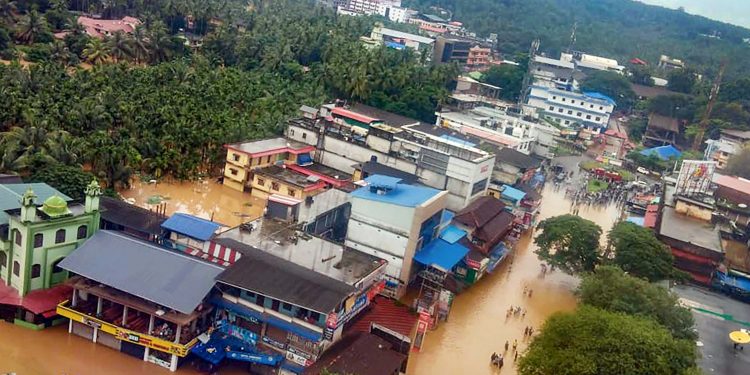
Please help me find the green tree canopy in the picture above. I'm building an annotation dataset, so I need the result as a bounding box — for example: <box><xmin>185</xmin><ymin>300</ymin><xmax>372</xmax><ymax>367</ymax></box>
<box><xmin>580</xmin><ymin>71</ymin><xmax>636</xmax><ymax>109</ymax></box>
<box><xmin>534</xmin><ymin>214</ymin><xmax>602</xmax><ymax>274</ymax></box>
<box><xmin>667</xmin><ymin>69</ymin><xmax>698</xmax><ymax>94</ymax></box>
<box><xmin>577</xmin><ymin>266</ymin><xmax>697</xmax><ymax>341</ymax></box>
<box><xmin>518</xmin><ymin>306</ymin><xmax>698</xmax><ymax>375</ymax></box>
<box><xmin>482</xmin><ymin>64</ymin><xmax>524</xmax><ymax>101</ymax></box>
<box><xmin>726</xmin><ymin>146</ymin><xmax>750</xmax><ymax>179</ymax></box>
<box><xmin>608</xmin><ymin>221</ymin><xmax>675</xmax><ymax>281</ymax></box>
<box><xmin>30</xmin><ymin>165</ymin><xmax>96</xmax><ymax>201</ymax></box>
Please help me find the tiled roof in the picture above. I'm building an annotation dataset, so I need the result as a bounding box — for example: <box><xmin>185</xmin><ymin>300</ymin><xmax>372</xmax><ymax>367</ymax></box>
<box><xmin>454</xmin><ymin>196</ymin><xmax>505</xmax><ymax>228</ymax></box>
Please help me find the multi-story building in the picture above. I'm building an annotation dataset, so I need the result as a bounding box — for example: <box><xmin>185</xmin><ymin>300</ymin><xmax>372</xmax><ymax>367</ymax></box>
<box><xmin>56</xmin><ymin>230</ymin><xmax>222</xmax><ymax>372</ymax></box>
<box><xmin>0</xmin><ymin>181</ymin><xmax>101</xmax><ymax>326</ymax></box>
<box><xmin>345</xmin><ymin>175</ymin><xmax>448</xmax><ymax>297</ymax></box>
<box><xmin>530</xmin><ymin>55</ymin><xmax>581</xmax><ymax>89</ymax></box>
<box><xmin>435</xmin><ymin>107</ymin><xmax>540</xmax><ymax>155</ymax></box>
<box><xmin>222</xmin><ymin>137</ymin><xmax>315</xmax><ymax>193</ymax></box>
<box><xmin>524</xmin><ymin>85</ymin><xmax>615</xmax><ymax>132</ymax></box>
<box><xmin>658</xmin><ymin>55</ymin><xmax>685</xmax><ymax>71</ymax></box>
<box><xmin>433</xmin><ymin>35</ymin><xmax>473</xmax><ymax>65</ymax></box>
<box><xmin>382</xmin><ymin>5</ymin><xmax>413</xmax><ymax>23</ymax></box>
<box><xmin>466</xmin><ymin>46</ymin><xmax>491</xmax><ymax>70</ymax></box>
<box><xmin>705</xmin><ymin>129</ymin><xmax>750</xmax><ymax>169</ymax></box>
<box><xmin>366</xmin><ymin>25</ymin><xmax>434</xmax><ymax>57</ymax></box>
<box><xmin>285</xmin><ymin>103</ymin><xmax>495</xmax><ymax>211</ymax></box>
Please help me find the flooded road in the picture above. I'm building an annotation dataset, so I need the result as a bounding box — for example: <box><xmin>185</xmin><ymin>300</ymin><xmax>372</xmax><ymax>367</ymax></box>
<box><xmin>407</xmin><ymin>156</ymin><xmax>622</xmax><ymax>375</ymax></box>
<box><xmin>119</xmin><ymin>179</ymin><xmax>265</xmax><ymax>227</ymax></box>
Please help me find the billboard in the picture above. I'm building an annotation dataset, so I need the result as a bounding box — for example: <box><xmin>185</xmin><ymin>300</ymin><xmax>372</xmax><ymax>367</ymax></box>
<box><xmin>675</xmin><ymin>160</ymin><xmax>716</xmax><ymax>197</ymax></box>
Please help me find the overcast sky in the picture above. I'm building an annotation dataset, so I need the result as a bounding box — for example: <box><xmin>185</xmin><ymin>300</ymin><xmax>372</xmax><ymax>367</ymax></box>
<box><xmin>637</xmin><ymin>0</ymin><xmax>750</xmax><ymax>29</ymax></box>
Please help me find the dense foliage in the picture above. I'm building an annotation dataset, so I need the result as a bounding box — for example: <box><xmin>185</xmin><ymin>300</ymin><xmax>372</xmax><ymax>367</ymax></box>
<box><xmin>518</xmin><ymin>306</ymin><xmax>698</xmax><ymax>375</ymax></box>
<box><xmin>534</xmin><ymin>214</ymin><xmax>602</xmax><ymax>274</ymax></box>
<box><xmin>0</xmin><ymin>0</ymin><xmax>459</xmax><ymax>182</ymax></box>
<box><xmin>607</xmin><ymin>222</ymin><xmax>675</xmax><ymax>281</ymax></box>
<box><xmin>726</xmin><ymin>146</ymin><xmax>750</xmax><ymax>179</ymax></box>
<box><xmin>405</xmin><ymin>0</ymin><xmax>750</xmax><ymax>79</ymax></box>
<box><xmin>577</xmin><ymin>266</ymin><xmax>696</xmax><ymax>340</ymax></box>
<box><xmin>580</xmin><ymin>71</ymin><xmax>636</xmax><ymax>109</ymax></box>
<box><xmin>30</xmin><ymin>165</ymin><xmax>95</xmax><ymax>200</ymax></box>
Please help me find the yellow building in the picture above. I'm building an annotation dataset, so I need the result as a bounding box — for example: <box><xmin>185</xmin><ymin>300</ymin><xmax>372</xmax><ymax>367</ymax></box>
<box><xmin>223</xmin><ymin>138</ymin><xmax>315</xmax><ymax>192</ymax></box>
<box><xmin>249</xmin><ymin>165</ymin><xmax>332</xmax><ymax>201</ymax></box>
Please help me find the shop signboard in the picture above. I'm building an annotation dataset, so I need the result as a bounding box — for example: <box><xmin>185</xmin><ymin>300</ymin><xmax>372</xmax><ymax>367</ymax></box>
<box><xmin>115</xmin><ymin>328</ymin><xmax>191</xmax><ymax>357</ymax></box>
<box><xmin>262</xmin><ymin>335</ymin><xmax>287</xmax><ymax>351</ymax></box>
<box><xmin>82</xmin><ymin>317</ymin><xmax>102</xmax><ymax>329</ymax></box>
<box><xmin>675</xmin><ymin>160</ymin><xmax>716</xmax><ymax>196</ymax></box>
<box><xmin>323</xmin><ymin>327</ymin><xmax>334</xmax><ymax>341</ymax></box>
<box><xmin>286</xmin><ymin>350</ymin><xmax>311</xmax><ymax>367</ymax></box>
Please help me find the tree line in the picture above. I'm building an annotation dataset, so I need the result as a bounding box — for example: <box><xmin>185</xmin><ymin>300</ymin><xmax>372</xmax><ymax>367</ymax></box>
<box><xmin>517</xmin><ymin>215</ymin><xmax>699</xmax><ymax>374</ymax></box>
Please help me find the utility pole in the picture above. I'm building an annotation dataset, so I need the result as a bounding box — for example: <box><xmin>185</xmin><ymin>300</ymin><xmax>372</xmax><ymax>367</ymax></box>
<box><xmin>692</xmin><ymin>62</ymin><xmax>727</xmax><ymax>151</ymax></box>
<box><xmin>519</xmin><ymin>39</ymin><xmax>540</xmax><ymax>106</ymax></box>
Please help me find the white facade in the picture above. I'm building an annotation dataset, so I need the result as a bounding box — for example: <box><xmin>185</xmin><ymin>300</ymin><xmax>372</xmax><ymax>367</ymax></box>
<box><xmin>525</xmin><ymin>86</ymin><xmax>615</xmax><ymax>132</ymax></box>
<box><xmin>436</xmin><ymin>107</ymin><xmax>540</xmax><ymax>155</ymax></box>
<box><xmin>382</xmin><ymin>6</ymin><xmax>411</xmax><ymax>23</ymax></box>
<box><xmin>561</xmin><ymin>52</ymin><xmax>624</xmax><ymax>74</ymax></box>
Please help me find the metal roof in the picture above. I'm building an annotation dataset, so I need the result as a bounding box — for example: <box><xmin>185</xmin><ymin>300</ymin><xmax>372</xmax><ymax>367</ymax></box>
<box><xmin>501</xmin><ymin>185</ymin><xmax>526</xmax><ymax>202</ymax></box>
<box><xmin>0</xmin><ymin>183</ymin><xmax>71</xmax><ymax>225</ymax></box>
<box><xmin>215</xmin><ymin>238</ymin><xmax>356</xmax><ymax>313</ymax></box>
<box><xmin>161</xmin><ymin>213</ymin><xmax>221</xmax><ymax>241</ymax></box>
<box><xmin>58</xmin><ymin>231</ymin><xmax>224</xmax><ymax>314</ymax></box>
<box><xmin>351</xmin><ymin>176</ymin><xmax>442</xmax><ymax>207</ymax></box>
<box><xmin>658</xmin><ymin>207</ymin><xmax>723</xmax><ymax>254</ymax></box>
<box><xmin>413</xmin><ymin>238</ymin><xmax>469</xmax><ymax>272</ymax></box>
<box><xmin>100</xmin><ymin>197</ymin><xmax>166</xmax><ymax>235</ymax></box>
<box><xmin>379</xmin><ymin>27</ymin><xmax>434</xmax><ymax>45</ymax></box>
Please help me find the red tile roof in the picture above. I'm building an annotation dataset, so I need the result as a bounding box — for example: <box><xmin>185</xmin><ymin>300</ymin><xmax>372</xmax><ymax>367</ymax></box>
<box><xmin>77</xmin><ymin>16</ymin><xmax>141</xmax><ymax>38</ymax></box>
<box><xmin>347</xmin><ymin>296</ymin><xmax>417</xmax><ymax>338</ymax></box>
<box><xmin>454</xmin><ymin>196</ymin><xmax>506</xmax><ymax>228</ymax></box>
<box><xmin>715</xmin><ymin>175</ymin><xmax>750</xmax><ymax>195</ymax></box>
<box><xmin>0</xmin><ymin>283</ymin><xmax>72</xmax><ymax>315</ymax></box>
<box><xmin>332</xmin><ymin>107</ymin><xmax>379</xmax><ymax>125</ymax></box>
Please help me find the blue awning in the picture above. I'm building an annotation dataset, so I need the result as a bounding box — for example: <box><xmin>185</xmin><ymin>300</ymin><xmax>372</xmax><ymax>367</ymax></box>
<box><xmin>413</xmin><ymin>239</ymin><xmax>470</xmax><ymax>272</ymax></box>
<box><xmin>297</xmin><ymin>153</ymin><xmax>313</xmax><ymax>166</ymax></box>
<box><xmin>440</xmin><ymin>225</ymin><xmax>467</xmax><ymax>244</ymax></box>
<box><xmin>501</xmin><ymin>185</ymin><xmax>526</xmax><ymax>203</ymax></box>
<box><xmin>211</xmin><ymin>296</ymin><xmax>264</xmax><ymax>322</ymax></box>
<box><xmin>161</xmin><ymin>213</ymin><xmax>220</xmax><ymax>241</ymax></box>
<box><xmin>211</xmin><ymin>296</ymin><xmax>322</xmax><ymax>342</ymax></box>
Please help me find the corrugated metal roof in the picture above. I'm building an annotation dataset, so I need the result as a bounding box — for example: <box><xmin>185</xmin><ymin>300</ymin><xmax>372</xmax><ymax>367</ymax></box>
<box><xmin>413</xmin><ymin>238</ymin><xmax>469</xmax><ymax>272</ymax></box>
<box><xmin>59</xmin><ymin>231</ymin><xmax>223</xmax><ymax>314</ymax></box>
<box><xmin>0</xmin><ymin>183</ymin><xmax>71</xmax><ymax>224</ymax></box>
<box><xmin>161</xmin><ymin>213</ymin><xmax>221</xmax><ymax>241</ymax></box>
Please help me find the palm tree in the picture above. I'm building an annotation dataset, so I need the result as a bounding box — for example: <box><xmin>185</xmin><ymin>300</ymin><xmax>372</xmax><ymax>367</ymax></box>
<box><xmin>0</xmin><ymin>118</ymin><xmax>62</xmax><ymax>174</ymax></box>
<box><xmin>83</xmin><ymin>37</ymin><xmax>110</xmax><ymax>65</ymax></box>
<box><xmin>0</xmin><ymin>0</ymin><xmax>16</xmax><ymax>25</ymax></box>
<box><xmin>147</xmin><ymin>23</ymin><xmax>172</xmax><ymax>64</ymax></box>
<box><xmin>130</xmin><ymin>26</ymin><xmax>149</xmax><ymax>64</ymax></box>
<box><xmin>107</xmin><ymin>31</ymin><xmax>132</xmax><ymax>62</ymax></box>
<box><xmin>15</xmin><ymin>10</ymin><xmax>49</xmax><ymax>44</ymax></box>
<box><xmin>50</xmin><ymin>40</ymin><xmax>73</xmax><ymax>66</ymax></box>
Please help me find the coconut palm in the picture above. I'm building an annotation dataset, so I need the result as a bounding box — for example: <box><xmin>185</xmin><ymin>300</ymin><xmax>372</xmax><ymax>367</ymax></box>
<box><xmin>130</xmin><ymin>26</ymin><xmax>149</xmax><ymax>64</ymax></box>
<box><xmin>0</xmin><ymin>0</ymin><xmax>16</xmax><ymax>25</ymax></box>
<box><xmin>0</xmin><ymin>117</ymin><xmax>64</xmax><ymax>173</ymax></box>
<box><xmin>15</xmin><ymin>10</ymin><xmax>49</xmax><ymax>44</ymax></box>
<box><xmin>107</xmin><ymin>31</ymin><xmax>132</xmax><ymax>62</ymax></box>
<box><xmin>50</xmin><ymin>40</ymin><xmax>74</xmax><ymax>66</ymax></box>
<box><xmin>83</xmin><ymin>37</ymin><xmax>110</xmax><ymax>65</ymax></box>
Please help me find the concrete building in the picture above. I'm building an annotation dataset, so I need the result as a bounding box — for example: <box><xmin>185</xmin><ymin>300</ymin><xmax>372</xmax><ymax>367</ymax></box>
<box><xmin>433</xmin><ymin>36</ymin><xmax>490</xmax><ymax>65</ymax></box>
<box><xmin>222</xmin><ymin>138</ymin><xmax>315</xmax><ymax>193</ymax></box>
<box><xmin>530</xmin><ymin>55</ymin><xmax>581</xmax><ymax>89</ymax></box>
<box><xmin>705</xmin><ymin>129</ymin><xmax>750</xmax><ymax>169</ymax></box>
<box><xmin>345</xmin><ymin>175</ymin><xmax>448</xmax><ymax>297</ymax></box>
<box><xmin>436</xmin><ymin>107</ymin><xmax>541</xmax><ymax>155</ymax></box>
<box><xmin>285</xmin><ymin>103</ymin><xmax>495</xmax><ymax>211</ymax></box>
<box><xmin>560</xmin><ymin>51</ymin><xmax>625</xmax><ymax>74</ymax></box>
<box><xmin>0</xmin><ymin>182</ymin><xmax>101</xmax><ymax>326</ymax></box>
<box><xmin>524</xmin><ymin>85</ymin><xmax>615</xmax><ymax>132</ymax></box>
<box><xmin>466</xmin><ymin>46</ymin><xmax>491</xmax><ymax>70</ymax></box>
<box><xmin>492</xmin><ymin>147</ymin><xmax>542</xmax><ymax>185</ymax></box>
<box><xmin>658</xmin><ymin>55</ymin><xmax>685</xmax><ymax>71</ymax></box>
<box><xmin>366</xmin><ymin>25</ymin><xmax>434</xmax><ymax>56</ymax></box>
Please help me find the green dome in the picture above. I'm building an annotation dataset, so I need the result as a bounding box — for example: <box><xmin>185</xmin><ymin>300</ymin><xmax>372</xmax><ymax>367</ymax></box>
<box><xmin>42</xmin><ymin>195</ymin><xmax>69</xmax><ymax>216</ymax></box>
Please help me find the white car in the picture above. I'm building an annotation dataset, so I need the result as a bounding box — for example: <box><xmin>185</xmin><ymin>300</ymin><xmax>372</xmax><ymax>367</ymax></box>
<box><xmin>636</xmin><ymin>167</ymin><xmax>649</xmax><ymax>175</ymax></box>
<box><xmin>633</xmin><ymin>180</ymin><xmax>649</xmax><ymax>189</ymax></box>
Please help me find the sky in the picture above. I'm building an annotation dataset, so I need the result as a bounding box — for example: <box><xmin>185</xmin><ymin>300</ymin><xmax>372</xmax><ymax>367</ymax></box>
<box><xmin>637</xmin><ymin>0</ymin><xmax>750</xmax><ymax>29</ymax></box>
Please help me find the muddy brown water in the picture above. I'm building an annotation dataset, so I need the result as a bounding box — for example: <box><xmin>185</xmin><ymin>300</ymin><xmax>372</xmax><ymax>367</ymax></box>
<box><xmin>0</xmin><ymin>179</ymin><xmax>620</xmax><ymax>374</ymax></box>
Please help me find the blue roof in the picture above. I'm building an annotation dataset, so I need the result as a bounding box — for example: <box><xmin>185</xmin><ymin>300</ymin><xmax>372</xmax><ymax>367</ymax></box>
<box><xmin>161</xmin><ymin>213</ymin><xmax>221</xmax><ymax>241</ymax></box>
<box><xmin>0</xmin><ymin>183</ymin><xmax>71</xmax><ymax>225</ymax></box>
<box><xmin>583</xmin><ymin>91</ymin><xmax>617</xmax><ymax>106</ymax></box>
<box><xmin>626</xmin><ymin>216</ymin><xmax>645</xmax><ymax>226</ymax></box>
<box><xmin>351</xmin><ymin>175</ymin><xmax>442</xmax><ymax>207</ymax></box>
<box><xmin>639</xmin><ymin>145</ymin><xmax>682</xmax><ymax>161</ymax></box>
<box><xmin>501</xmin><ymin>185</ymin><xmax>526</xmax><ymax>202</ymax></box>
<box><xmin>413</xmin><ymin>239</ymin><xmax>469</xmax><ymax>272</ymax></box>
<box><xmin>441</xmin><ymin>210</ymin><xmax>455</xmax><ymax>225</ymax></box>
<box><xmin>440</xmin><ymin>225</ymin><xmax>467</xmax><ymax>244</ymax></box>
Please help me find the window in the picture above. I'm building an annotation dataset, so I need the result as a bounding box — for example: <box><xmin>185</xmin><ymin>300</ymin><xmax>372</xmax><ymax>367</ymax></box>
<box><xmin>586</xmin><ymin>115</ymin><xmax>592</xmax><ymax>120</ymax></box>
<box><xmin>229</xmin><ymin>168</ymin><xmax>238</xmax><ymax>176</ymax></box>
<box><xmin>595</xmin><ymin>117</ymin><xmax>601</xmax><ymax>122</ymax></box>
<box><xmin>558</xmin><ymin>108</ymin><xmax>563</xmax><ymax>113</ymax></box>
<box><xmin>271</xmin><ymin>299</ymin><xmax>280</xmax><ymax>311</ymax></box>
<box><xmin>302</xmin><ymin>133</ymin><xmax>307</xmax><ymax>139</ymax></box>
<box><xmin>55</xmin><ymin>229</ymin><xmax>66</xmax><ymax>244</ymax></box>
<box><xmin>257</xmin><ymin>177</ymin><xmax>266</xmax><ymax>186</ymax></box>
<box><xmin>287</xmin><ymin>188</ymin><xmax>297</xmax><ymax>197</ymax></box>
<box><xmin>289</xmin><ymin>129</ymin><xmax>295</xmax><ymax>136</ymax></box>
<box><xmin>52</xmin><ymin>258</ymin><xmax>65</xmax><ymax>273</ymax></box>
<box><xmin>471</xmin><ymin>178</ymin><xmax>488</xmax><ymax>195</ymax></box>
<box><xmin>31</xmin><ymin>264</ymin><xmax>41</xmax><ymax>278</ymax></box>
<box><xmin>577</xmin><ymin>112</ymin><xmax>582</xmax><ymax>117</ymax></box>
<box><xmin>567</xmin><ymin>110</ymin><xmax>573</xmax><ymax>115</ymax></box>
<box><xmin>552</xmin><ymin>96</ymin><xmax>557</xmax><ymax>100</ymax></box>
<box><xmin>282</xmin><ymin>302</ymin><xmax>293</xmax><ymax>311</ymax></box>
<box><xmin>13</xmin><ymin>261</ymin><xmax>20</xmax><ymax>276</ymax></box>
<box><xmin>590</xmin><ymin>104</ymin><xmax>594</xmax><ymax>108</ymax></box>
<box><xmin>265</xmin><ymin>156</ymin><xmax>272</xmax><ymax>164</ymax></box>
<box><xmin>564</xmin><ymin>120</ymin><xmax>570</xmax><ymax>125</ymax></box>
<box><xmin>570</xmin><ymin>100</ymin><xmax>575</xmax><ymax>104</ymax></box>
<box><xmin>271</xmin><ymin>182</ymin><xmax>280</xmax><ymax>191</ymax></box>
<box><xmin>561</xmin><ymin>98</ymin><xmax>566</xmax><ymax>102</ymax></box>
<box><xmin>14</xmin><ymin>230</ymin><xmax>21</xmax><ymax>246</ymax></box>
<box><xmin>548</xmin><ymin>106</ymin><xmax>554</xmax><ymax>111</ymax></box>
<box><xmin>310</xmin><ymin>311</ymin><xmax>321</xmax><ymax>321</ymax></box>
<box><xmin>232</xmin><ymin>154</ymin><xmax>240</xmax><ymax>162</ymax></box>
<box><xmin>34</xmin><ymin>233</ymin><xmax>43</xmax><ymax>248</ymax></box>
<box><xmin>256</xmin><ymin>295</ymin><xmax>265</xmax><ymax>307</ymax></box>
<box><xmin>0</xmin><ymin>251</ymin><xmax>6</xmax><ymax>268</ymax></box>
<box><xmin>599</xmin><ymin>106</ymin><xmax>603</xmax><ymax>110</ymax></box>
<box><xmin>77</xmin><ymin>225</ymin><xmax>87</xmax><ymax>240</ymax></box>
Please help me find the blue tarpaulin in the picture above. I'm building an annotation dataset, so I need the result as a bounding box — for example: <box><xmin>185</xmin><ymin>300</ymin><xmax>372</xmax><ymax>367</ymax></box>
<box><xmin>297</xmin><ymin>153</ymin><xmax>313</xmax><ymax>166</ymax></box>
<box><xmin>161</xmin><ymin>213</ymin><xmax>221</xmax><ymax>241</ymax></box>
<box><xmin>626</xmin><ymin>216</ymin><xmax>645</xmax><ymax>226</ymax></box>
<box><xmin>501</xmin><ymin>185</ymin><xmax>526</xmax><ymax>203</ymax></box>
<box><xmin>440</xmin><ymin>225</ymin><xmax>467</xmax><ymax>244</ymax></box>
<box><xmin>639</xmin><ymin>145</ymin><xmax>682</xmax><ymax>161</ymax></box>
<box><xmin>413</xmin><ymin>239</ymin><xmax>469</xmax><ymax>272</ymax></box>
<box><xmin>487</xmin><ymin>242</ymin><xmax>509</xmax><ymax>273</ymax></box>
<box><xmin>384</xmin><ymin>41</ymin><xmax>406</xmax><ymax>50</ymax></box>
<box><xmin>714</xmin><ymin>271</ymin><xmax>750</xmax><ymax>293</ymax></box>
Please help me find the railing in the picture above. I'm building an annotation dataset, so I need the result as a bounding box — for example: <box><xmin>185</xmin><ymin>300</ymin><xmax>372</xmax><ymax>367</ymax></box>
<box><xmin>56</xmin><ymin>301</ymin><xmax>201</xmax><ymax>357</ymax></box>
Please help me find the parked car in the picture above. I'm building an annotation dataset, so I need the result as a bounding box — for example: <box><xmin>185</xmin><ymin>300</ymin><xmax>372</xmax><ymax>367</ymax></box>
<box><xmin>636</xmin><ymin>166</ymin><xmax>649</xmax><ymax>175</ymax></box>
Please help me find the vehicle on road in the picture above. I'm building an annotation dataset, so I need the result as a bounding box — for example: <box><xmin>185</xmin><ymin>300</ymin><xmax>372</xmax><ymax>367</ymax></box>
<box><xmin>636</xmin><ymin>166</ymin><xmax>649</xmax><ymax>175</ymax></box>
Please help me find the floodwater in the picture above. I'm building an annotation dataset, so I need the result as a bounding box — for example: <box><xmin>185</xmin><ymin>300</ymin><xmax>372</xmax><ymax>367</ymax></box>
<box><xmin>119</xmin><ymin>179</ymin><xmax>265</xmax><ymax>227</ymax></box>
<box><xmin>407</xmin><ymin>157</ymin><xmax>622</xmax><ymax>375</ymax></box>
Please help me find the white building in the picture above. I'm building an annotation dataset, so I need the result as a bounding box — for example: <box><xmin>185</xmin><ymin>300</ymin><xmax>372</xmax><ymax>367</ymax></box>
<box><xmin>337</xmin><ymin>0</ymin><xmax>401</xmax><ymax>16</ymax></box>
<box><xmin>380</xmin><ymin>5</ymin><xmax>413</xmax><ymax>23</ymax></box>
<box><xmin>524</xmin><ymin>85</ymin><xmax>616</xmax><ymax>132</ymax></box>
<box><xmin>435</xmin><ymin>107</ymin><xmax>539</xmax><ymax>155</ymax></box>
<box><xmin>560</xmin><ymin>52</ymin><xmax>624</xmax><ymax>74</ymax></box>
<box><xmin>345</xmin><ymin>175</ymin><xmax>448</xmax><ymax>297</ymax></box>
<box><xmin>285</xmin><ymin>103</ymin><xmax>495</xmax><ymax>211</ymax></box>
<box><xmin>530</xmin><ymin>55</ymin><xmax>579</xmax><ymax>89</ymax></box>
<box><xmin>368</xmin><ymin>25</ymin><xmax>434</xmax><ymax>53</ymax></box>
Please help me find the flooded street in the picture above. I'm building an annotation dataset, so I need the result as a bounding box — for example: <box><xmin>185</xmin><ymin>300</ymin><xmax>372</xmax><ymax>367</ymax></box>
<box><xmin>407</xmin><ymin>156</ymin><xmax>622</xmax><ymax>375</ymax></box>
<box><xmin>119</xmin><ymin>179</ymin><xmax>265</xmax><ymax>227</ymax></box>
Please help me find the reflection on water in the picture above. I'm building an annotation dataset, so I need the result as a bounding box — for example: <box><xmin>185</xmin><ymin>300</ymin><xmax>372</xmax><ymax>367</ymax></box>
<box><xmin>119</xmin><ymin>179</ymin><xmax>265</xmax><ymax>227</ymax></box>
<box><xmin>407</xmin><ymin>182</ymin><xmax>621</xmax><ymax>375</ymax></box>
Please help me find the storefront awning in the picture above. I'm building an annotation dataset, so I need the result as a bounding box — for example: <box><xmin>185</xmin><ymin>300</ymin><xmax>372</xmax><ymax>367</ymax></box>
<box><xmin>413</xmin><ymin>239</ymin><xmax>470</xmax><ymax>272</ymax></box>
<box><xmin>0</xmin><ymin>283</ymin><xmax>72</xmax><ymax>316</ymax></box>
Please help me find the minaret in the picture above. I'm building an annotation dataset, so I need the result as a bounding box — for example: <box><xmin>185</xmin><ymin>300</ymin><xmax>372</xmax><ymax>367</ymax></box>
<box><xmin>20</xmin><ymin>188</ymin><xmax>37</xmax><ymax>223</ymax></box>
<box><xmin>84</xmin><ymin>180</ymin><xmax>102</xmax><ymax>213</ymax></box>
